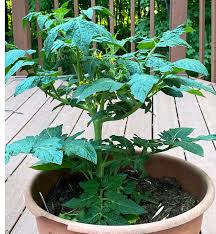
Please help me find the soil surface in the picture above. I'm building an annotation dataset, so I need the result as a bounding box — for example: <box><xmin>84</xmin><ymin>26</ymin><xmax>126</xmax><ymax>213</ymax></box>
<box><xmin>45</xmin><ymin>172</ymin><xmax>197</xmax><ymax>224</ymax></box>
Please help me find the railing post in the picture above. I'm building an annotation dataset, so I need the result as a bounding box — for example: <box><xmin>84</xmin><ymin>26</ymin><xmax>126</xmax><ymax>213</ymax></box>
<box><xmin>35</xmin><ymin>0</ymin><xmax>43</xmax><ymax>65</ymax></box>
<box><xmin>130</xmin><ymin>0</ymin><xmax>135</xmax><ymax>52</ymax></box>
<box><xmin>12</xmin><ymin>0</ymin><xmax>31</xmax><ymax>50</ymax></box>
<box><xmin>169</xmin><ymin>0</ymin><xmax>188</xmax><ymax>62</ymax></box>
<box><xmin>211</xmin><ymin>0</ymin><xmax>216</xmax><ymax>82</ymax></box>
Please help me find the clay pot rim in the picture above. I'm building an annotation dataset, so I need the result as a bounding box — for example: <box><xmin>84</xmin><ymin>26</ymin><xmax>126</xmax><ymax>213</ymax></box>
<box><xmin>25</xmin><ymin>154</ymin><xmax>215</xmax><ymax>234</ymax></box>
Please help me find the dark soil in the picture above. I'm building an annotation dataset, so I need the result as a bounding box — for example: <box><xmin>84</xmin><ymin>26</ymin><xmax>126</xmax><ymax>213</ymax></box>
<box><xmin>45</xmin><ymin>172</ymin><xmax>197</xmax><ymax>224</ymax></box>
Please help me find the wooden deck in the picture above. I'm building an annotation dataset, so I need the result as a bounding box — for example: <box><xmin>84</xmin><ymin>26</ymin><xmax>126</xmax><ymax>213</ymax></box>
<box><xmin>5</xmin><ymin>77</ymin><xmax>216</xmax><ymax>234</ymax></box>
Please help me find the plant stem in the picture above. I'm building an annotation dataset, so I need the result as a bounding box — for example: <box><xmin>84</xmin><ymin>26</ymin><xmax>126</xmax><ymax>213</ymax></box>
<box><xmin>93</xmin><ymin>121</ymin><xmax>104</xmax><ymax>178</ymax></box>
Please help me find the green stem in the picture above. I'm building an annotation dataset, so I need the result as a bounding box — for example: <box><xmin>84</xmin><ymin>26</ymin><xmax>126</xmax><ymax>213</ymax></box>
<box><xmin>93</xmin><ymin>121</ymin><xmax>104</xmax><ymax>178</ymax></box>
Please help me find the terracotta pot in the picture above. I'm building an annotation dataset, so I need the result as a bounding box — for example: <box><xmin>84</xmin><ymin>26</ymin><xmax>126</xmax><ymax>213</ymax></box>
<box><xmin>25</xmin><ymin>154</ymin><xmax>215</xmax><ymax>234</ymax></box>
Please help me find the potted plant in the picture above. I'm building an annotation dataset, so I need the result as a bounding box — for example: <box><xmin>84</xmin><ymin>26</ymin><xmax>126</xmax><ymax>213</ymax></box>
<box><xmin>5</xmin><ymin>5</ymin><xmax>216</xmax><ymax>234</ymax></box>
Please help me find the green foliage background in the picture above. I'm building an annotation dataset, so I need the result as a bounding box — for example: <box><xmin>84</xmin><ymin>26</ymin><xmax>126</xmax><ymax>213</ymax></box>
<box><xmin>5</xmin><ymin>0</ymin><xmax>212</xmax><ymax>80</ymax></box>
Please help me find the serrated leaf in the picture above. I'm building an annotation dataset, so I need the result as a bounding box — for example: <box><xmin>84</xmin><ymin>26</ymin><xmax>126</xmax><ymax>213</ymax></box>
<box><xmin>162</xmin><ymin>87</ymin><xmax>183</xmax><ymax>97</ymax></box>
<box><xmin>137</xmin><ymin>38</ymin><xmax>155</xmax><ymax>49</ymax></box>
<box><xmin>33</xmin><ymin>137</ymin><xmax>63</xmax><ymax>164</ymax></box>
<box><xmin>165</xmin><ymin>75</ymin><xmax>216</xmax><ymax>95</ymax></box>
<box><xmin>160</xmin><ymin>128</ymin><xmax>194</xmax><ymax>143</ymax></box>
<box><xmin>44</xmin><ymin>18</ymin><xmax>111</xmax><ymax>55</ymax></box>
<box><xmin>5</xmin><ymin>60</ymin><xmax>35</xmax><ymax>82</ymax></box>
<box><xmin>5</xmin><ymin>49</ymin><xmax>35</xmax><ymax>68</ymax></box>
<box><xmin>79</xmin><ymin>180</ymin><xmax>99</xmax><ymax>193</ymax></box>
<box><xmin>128</xmin><ymin>73</ymin><xmax>158</xmax><ymax>103</ymax></box>
<box><xmin>37</xmin><ymin>14</ymin><xmax>49</xmax><ymax>30</ymax></box>
<box><xmin>81</xmin><ymin>6</ymin><xmax>113</xmax><ymax>20</ymax></box>
<box><xmin>118</xmin><ymin>58</ymin><xmax>142</xmax><ymax>75</ymax></box>
<box><xmin>5</xmin><ymin>136</ymin><xmax>36</xmax><ymax>163</ymax></box>
<box><xmin>5</xmin><ymin>126</ymin><xmax>64</xmax><ymax>164</ymax></box>
<box><xmin>15</xmin><ymin>75</ymin><xmax>57</xmax><ymax>95</ymax></box>
<box><xmin>174</xmin><ymin>141</ymin><xmax>204</xmax><ymax>156</ymax></box>
<box><xmin>64</xmin><ymin>194</ymin><xmax>97</xmax><ymax>209</ymax></box>
<box><xmin>173</xmin><ymin>59</ymin><xmax>208</xmax><ymax>76</ymax></box>
<box><xmin>64</xmin><ymin>138</ymin><xmax>97</xmax><ymax>164</ymax></box>
<box><xmin>157</xmin><ymin>25</ymin><xmax>191</xmax><ymax>48</ymax></box>
<box><xmin>105</xmin><ymin>191</ymin><xmax>145</xmax><ymax>215</ymax></box>
<box><xmin>105</xmin><ymin>211</ymin><xmax>128</xmax><ymax>225</ymax></box>
<box><xmin>191</xmin><ymin>134</ymin><xmax>216</xmax><ymax>141</ymax></box>
<box><xmin>74</xmin><ymin>78</ymin><xmax>123</xmax><ymax>102</ymax></box>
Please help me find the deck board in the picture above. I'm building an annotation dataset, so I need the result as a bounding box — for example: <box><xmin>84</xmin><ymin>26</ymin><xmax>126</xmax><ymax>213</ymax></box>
<box><xmin>5</xmin><ymin>80</ymin><xmax>216</xmax><ymax>233</ymax></box>
<box><xmin>175</xmin><ymin>93</ymin><xmax>216</xmax><ymax>234</ymax></box>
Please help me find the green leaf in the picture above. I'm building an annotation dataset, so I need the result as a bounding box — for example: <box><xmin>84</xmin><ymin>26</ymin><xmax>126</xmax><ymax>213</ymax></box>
<box><xmin>5</xmin><ymin>49</ymin><xmax>35</xmax><ymax>68</ymax></box>
<box><xmin>173</xmin><ymin>59</ymin><xmax>208</xmax><ymax>76</ymax></box>
<box><xmin>31</xmin><ymin>159</ymin><xmax>72</xmax><ymax>171</ymax></box>
<box><xmin>161</xmin><ymin>87</ymin><xmax>183</xmax><ymax>97</ymax></box>
<box><xmin>6</xmin><ymin>126</ymin><xmax>64</xmax><ymax>164</ymax></box>
<box><xmin>5</xmin><ymin>60</ymin><xmax>35</xmax><ymax>82</ymax></box>
<box><xmin>44</xmin><ymin>18</ymin><xmax>111</xmax><ymax>55</ymax></box>
<box><xmin>190</xmin><ymin>134</ymin><xmax>216</xmax><ymax>141</ymax></box>
<box><xmin>160</xmin><ymin>128</ymin><xmax>194</xmax><ymax>143</ymax></box>
<box><xmin>15</xmin><ymin>75</ymin><xmax>57</xmax><ymax>95</ymax></box>
<box><xmin>74</xmin><ymin>78</ymin><xmax>123</xmax><ymax>102</ymax></box>
<box><xmin>105</xmin><ymin>211</ymin><xmax>128</xmax><ymax>225</ymax></box>
<box><xmin>81</xmin><ymin>6</ymin><xmax>113</xmax><ymax>20</ymax></box>
<box><xmin>63</xmin><ymin>138</ymin><xmax>97</xmax><ymax>164</ymax></box>
<box><xmin>79</xmin><ymin>179</ymin><xmax>100</xmax><ymax>193</ymax></box>
<box><xmin>145</xmin><ymin>56</ymin><xmax>171</xmax><ymax>71</ymax></box>
<box><xmin>186</xmin><ymin>89</ymin><xmax>205</xmax><ymax>97</ymax></box>
<box><xmin>5</xmin><ymin>136</ymin><xmax>36</xmax><ymax>163</ymax></box>
<box><xmin>175</xmin><ymin>141</ymin><xmax>204</xmax><ymax>156</ymax></box>
<box><xmin>33</xmin><ymin>137</ymin><xmax>63</xmax><ymax>164</ymax></box>
<box><xmin>128</xmin><ymin>73</ymin><xmax>158</xmax><ymax>103</ymax></box>
<box><xmin>137</xmin><ymin>38</ymin><xmax>155</xmax><ymax>49</ymax></box>
<box><xmin>64</xmin><ymin>194</ymin><xmax>97</xmax><ymax>209</ymax></box>
<box><xmin>165</xmin><ymin>75</ymin><xmax>216</xmax><ymax>95</ymax></box>
<box><xmin>157</xmin><ymin>25</ymin><xmax>191</xmax><ymax>48</ymax></box>
<box><xmin>118</xmin><ymin>58</ymin><xmax>143</xmax><ymax>75</ymax></box>
<box><xmin>105</xmin><ymin>191</ymin><xmax>145</xmax><ymax>215</ymax></box>
<box><xmin>37</xmin><ymin>14</ymin><xmax>49</xmax><ymax>30</ymax></box>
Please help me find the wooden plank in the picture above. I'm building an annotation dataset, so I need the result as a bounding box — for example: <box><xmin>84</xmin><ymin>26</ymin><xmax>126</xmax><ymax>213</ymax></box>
<box><xmin>5</xmin><ymin>157</ymin><xmax>38</xmax><ymax>232</ymax></box>
<box><xmin>5</xmin><ymin>88</ymin><xmax>38</xmax><ymax>120</ymax></box>
<box><xmin>153</xmin><ymin>93</ymin><xmax>184</xmax><ymax>158</ymax></box>
<box><xmin>5</xmin><ymin>91</ymin><xmax>49</xmax><ymax>144</ymax></box>
<box><xmin>5</xmin><ymin>80</ymin><xmax>21</xmax><ymax>101</ymax></box>
<box><xmin>199</xmin><ymin>0</ymin><xmax>205</xmax><ymax>64</ymax></box>
<box><xmin>196</xmin><ymin>90</ymin><xmax>216</xmax><ymax>139</ymax></box>
<box><xmin>150</xmin><ymin>0</ymin><xmax>155</xmax><ymax>37</ymax></box>
<box><xmin>109</xmin><ymin>0</ymin><xmax>114</xmax><ymax>34</ymax></box>
<box><xmin>125</xmin><ymin>109</ymin><xmax>152</xmax><ymax>139</ymax></box>
<box><xmin>169</xmin><ymin>0</ymin><xmax>188</xmax><ymax>61</ymax></box>
<box><xmin>74</xmin><ymin>0</ymin><xmax>79</xmax><ymax>17</ymax></box>
<box><xmin>175</xmin><ymin>93</ymin><xmax>216</xmax><ymax>233</ymax></box>
<box><xmin>130</xmin><ymin>0</ymin><xmax>136</xmax><ymax>52</ymax></box>
<box><xmin>10</xmin><ymin>209</ymin><xmax>38</xmax><ymax>234</ymax></box>
<box><xmin>211</xmin><ymin>0</ymin><xmax>216</xmax><ymax>82</ymax></box>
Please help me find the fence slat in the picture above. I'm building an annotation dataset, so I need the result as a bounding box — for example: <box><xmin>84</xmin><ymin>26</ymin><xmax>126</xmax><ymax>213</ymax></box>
<box><xmin>199</xmin><ymin>0</ymin><xmax>205</xmax><ymax>64</ymax></box>
<box><xmin>212</xmin><ymin>0</ymin><xmax>216</xmax><ymax>82</ymax></box>
<box><xmin>169</xmin><ymin>0</ymin><xmax>188</xmax><ymax>62</ymax></box>
<box><xmin>74</xmin><ymin>0</ymin><xmax>79</xmax><ymax>16</ymax></box>
<box><xmin>109</xmin><ymin>0</ymin><xmax>114</xmax><ymax>34</ymax></box>
<box><xmin>150</xmin><ymin>0</ymin><xmax>155</xmax><ymax>37</ymax></box>
<box><xmin>91</xmin><ymin>0</ymin><xmax>96</xmax><ymax>23</ymax></box>
<box><xmin>35</xmin><ymin>0</ymin><xmax>42</xmax><ymax>65</ymax></box>
<box><xmin>54</xmin><ymin>0</ymin><xmax>59</xmax><ymax>9</ymax></box>
<box><xmin>130</xmin><ymin>0</ymin><xmax>135</xmax><ymax>52</ymax></box>
<box><xmin>12</xmin><ymin>0</ymin><xmax>31</xmax><ymax>50</ymax></box>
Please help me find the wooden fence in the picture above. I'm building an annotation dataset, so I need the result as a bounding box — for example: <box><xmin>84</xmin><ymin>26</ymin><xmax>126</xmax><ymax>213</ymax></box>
<box><xmin>11</xmin><ymin>0</ymin><xmax>216</xmax><ymax>82</ymax></box>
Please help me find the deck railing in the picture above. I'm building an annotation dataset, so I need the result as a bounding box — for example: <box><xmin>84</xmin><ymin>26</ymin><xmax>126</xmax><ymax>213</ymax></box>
<box><xmin>11</xmin><ymin>0</ymin><xmax>216</xmax><ymax>82</ymax></box>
